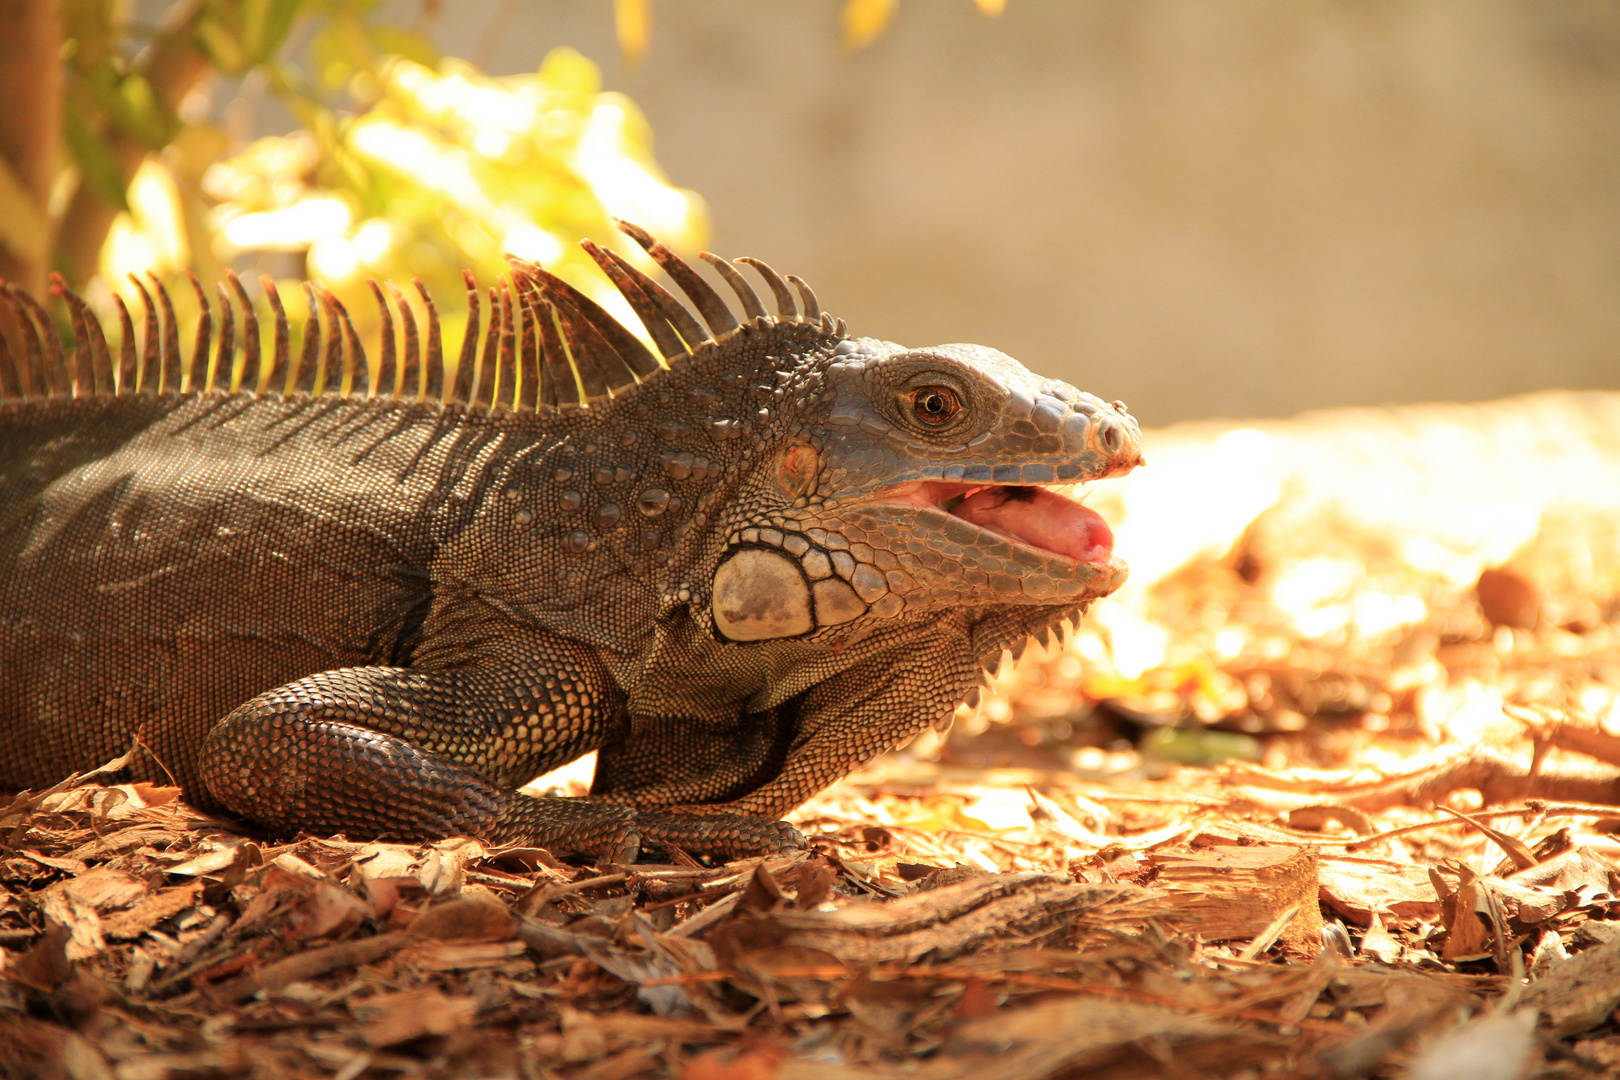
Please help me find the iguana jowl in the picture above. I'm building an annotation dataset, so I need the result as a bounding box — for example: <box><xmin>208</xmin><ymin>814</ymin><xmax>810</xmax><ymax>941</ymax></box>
<box><xmin>0</xmin><ymin>222</ymin><xmax>1143</xmax><ymax>859</ymax></box>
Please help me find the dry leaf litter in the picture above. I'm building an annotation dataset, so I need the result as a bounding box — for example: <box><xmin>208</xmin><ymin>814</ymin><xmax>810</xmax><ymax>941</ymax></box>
<box><xmin>4</xmin><ymin>390</ymin><xmax>1620</xmax><ymax>1079</ymax></box>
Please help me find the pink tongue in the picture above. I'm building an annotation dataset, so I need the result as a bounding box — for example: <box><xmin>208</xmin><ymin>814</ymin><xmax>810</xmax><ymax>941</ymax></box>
<box><xmin>951</xmin><ymin>487</ymin><xmax>1114</xmax><ymax>564</ymax></box>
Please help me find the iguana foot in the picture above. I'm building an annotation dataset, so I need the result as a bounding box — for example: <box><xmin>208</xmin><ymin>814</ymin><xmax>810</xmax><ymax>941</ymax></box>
<box><xmin>200</xmin><ymin>697</ymin><xmax>804</xmax><ymax>860</ymax></box>
<box><xmin>493</xmin><ymin>794</ymin><xmax>804</xmax><ymax>860</ymax></box>
<box><xmin>200</xmin><ymin>711</ymin><xmax>512</xmax><ymax>841</ymax></box>
<box><xmin>632</xmin><ymin>810</ymin><xmax>806</xmax><ymax>859</ymax></box>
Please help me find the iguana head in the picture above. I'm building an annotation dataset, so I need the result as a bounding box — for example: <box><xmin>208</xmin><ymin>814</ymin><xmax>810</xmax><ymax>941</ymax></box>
<box><xmin>504</xmin><ymin>222</ymin><xmax>1142</xmax><ymax>659</ymax></box>
<box><xmin>706</xmin><ymin>336</ymin><xmax>1142</xmax><ymax>646</ymax></box>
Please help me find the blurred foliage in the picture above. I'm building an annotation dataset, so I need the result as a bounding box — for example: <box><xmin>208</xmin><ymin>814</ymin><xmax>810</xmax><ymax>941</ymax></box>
<box><xmin>2</xmin><ymin>0</ymin><xmax>1003</xmax><ymax>351</ymax></box>
<box><xmin>842</xmin><ymin>0</ymin><xmax>1004</xmax><ymax>51</ymax></box>
<box><xmin>82</xmin><ymin>0</ymin><xmax>703</xmax><ymax>350</ymax></box>
<box><xmin>0</xmin><ymin>0</ymin><xmax>702</xmax><ymax>361</ymax></box>
<box><xmin>612</xmin><ymin>0</ymin><xmax>650</xmax><ymax>67</ymax></box>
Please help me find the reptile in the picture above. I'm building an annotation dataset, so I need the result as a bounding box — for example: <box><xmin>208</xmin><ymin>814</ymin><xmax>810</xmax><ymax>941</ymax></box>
<box><xmin>0</xmin><ymin>222</ymin><xmax>1143</xmax><ymax>860</ymax></box>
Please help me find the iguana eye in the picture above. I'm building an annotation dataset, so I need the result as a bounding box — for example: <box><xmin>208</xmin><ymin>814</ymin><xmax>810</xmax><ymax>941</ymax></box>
<box><xmin>911</xmin><ymin>386</ymin><xmax>961</xmax><ymax>426</ymax></box>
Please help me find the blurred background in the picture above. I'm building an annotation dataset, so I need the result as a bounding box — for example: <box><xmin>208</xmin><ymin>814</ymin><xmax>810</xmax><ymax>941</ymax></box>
<box><xmin>1</xmin><ymin>0</ymin><xmax>1616</xmax><ymax>424</ymax></box>
<box><xmin>4</xmin><ymin>0</ymin><xmax>1619</xmax><ymax>849</ymax></box>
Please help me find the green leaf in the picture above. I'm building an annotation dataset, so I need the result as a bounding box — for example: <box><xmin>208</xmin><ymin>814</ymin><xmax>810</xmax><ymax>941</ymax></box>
<box><xmin>240</xmin><ymin>0</ymin><xmax>273</xmax><ymax>62</ymax></box>
<box><xmin>310</xmin><ymin>13</ymin><xmax>375</xmax><ymax>90</ymax></box>
<box><xmin>227</xmin><ymin>0</ymin><xmax>316</xmax><ymax>67</ymax></box>
<box><xmin>267</xmin><ymin>65</ymin><xmax>330</xmax><ymax>131</ymax></box>
<box><xmin>196</xmin><ymin>15</ymin><xmax>246</xmax><ymax>75</ymax></box>
<box><xmin>1140</xmin><ymin>726</ymin><xmax>1262</xmax><ymax>767</ymax></box>
<box><xmin>84</xmin><ymin>71</ymin><xmax>177</xmax><ymax>149</ymax></box>
<box><xmin>120</xmin><ymin>75</ymin><xmax>179</xmax><ymax>146</ymax></box>
<box><xmin>62</xmin><ymin>0</ymin><xmax>118</xmax><ymax>72</ymax></box>
<box><xmin>0</xmin><ymin>157</ymin><xmax>50</xmax><ymax>264</ymax></box>
<box><xmin>62</xmin><ymin>109</ymin><xmax>130</xmax><ymax>213</ymax></box>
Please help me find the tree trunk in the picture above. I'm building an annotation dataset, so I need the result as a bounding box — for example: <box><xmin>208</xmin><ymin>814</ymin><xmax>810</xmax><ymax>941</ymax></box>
<box><xmin>0</xmin><ymin>0</ymin><xmax>62</xmax><ymax>297</ymax></box>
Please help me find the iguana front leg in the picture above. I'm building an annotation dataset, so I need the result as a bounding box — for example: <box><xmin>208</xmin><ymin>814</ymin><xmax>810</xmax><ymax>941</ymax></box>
<box><xmin>592</xmin><ymin>635</ymin><xmax>980</xmax><ymax>824</ymax></box>
<box><xmin>196</xmin><ymin>631</ymin><xmax>798</xmax><ymax>859</ymax></box>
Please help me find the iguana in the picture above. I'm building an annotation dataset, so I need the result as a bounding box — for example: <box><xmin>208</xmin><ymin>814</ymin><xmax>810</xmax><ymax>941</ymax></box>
<box><xmin>0</xmin><ymin>222</ymin><xmax>1142</xmax><ymax>860</ymax></box>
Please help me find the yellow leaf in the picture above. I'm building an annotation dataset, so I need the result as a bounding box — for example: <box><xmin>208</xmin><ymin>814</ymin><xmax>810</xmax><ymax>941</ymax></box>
<box><xmin>539</xmin><ymin>46</ymin><xmax>603</xmax><ymax>95</ymax></box>
<box><xmin>894</xmin><ymin>795</ymin><xmax>994</xmax><ymax>834</ymax></box>
<box><xmin>842</xmin><ymin>0</ymin><xmax>897</xmax><ymax>50</ymax></box>
<box><xmin>613</xmin><ymin>0</ymin><xmax>650</xmax><ymax>67</ymax></box>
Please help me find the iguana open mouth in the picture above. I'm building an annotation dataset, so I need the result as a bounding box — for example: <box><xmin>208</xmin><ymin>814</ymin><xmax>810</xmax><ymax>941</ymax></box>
<box><xmin>884</xmin><ymin>481</ymin><xmax>1115</xmax><ymax>566</ymax></box>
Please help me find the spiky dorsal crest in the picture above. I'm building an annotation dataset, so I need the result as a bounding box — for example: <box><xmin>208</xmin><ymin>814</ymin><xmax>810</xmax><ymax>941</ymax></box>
<box><xmin>0</xmin><ymin>221</ymin><xmax>846</xmax><ymax>409</ymax></box>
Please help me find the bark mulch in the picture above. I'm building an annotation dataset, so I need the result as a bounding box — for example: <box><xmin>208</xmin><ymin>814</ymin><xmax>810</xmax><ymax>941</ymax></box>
<box><xmin>5</xmin><ymin>390</ymin><xmax>1620</xmax><ymax>1079</ymax></box>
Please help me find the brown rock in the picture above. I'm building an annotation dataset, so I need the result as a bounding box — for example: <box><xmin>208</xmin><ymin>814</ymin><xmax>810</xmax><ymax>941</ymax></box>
<box><xmin>1477</xmin><ymin>566</ymin><xmax>1539</xmax><ymax>629</ymax></box>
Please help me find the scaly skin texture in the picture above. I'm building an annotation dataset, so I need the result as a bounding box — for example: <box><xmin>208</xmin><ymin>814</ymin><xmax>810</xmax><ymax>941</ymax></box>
<box><xmin>0</xmin><ymin>226</ymin><xmax>1143</xmax><ymax>859</ymax></box>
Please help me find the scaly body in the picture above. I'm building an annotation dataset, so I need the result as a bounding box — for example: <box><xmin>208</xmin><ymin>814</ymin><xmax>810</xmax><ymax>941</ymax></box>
<box><xmin>0</xmin><ymin>223</ymin><xmax>1141</xmax><ymax>858</ymax></box>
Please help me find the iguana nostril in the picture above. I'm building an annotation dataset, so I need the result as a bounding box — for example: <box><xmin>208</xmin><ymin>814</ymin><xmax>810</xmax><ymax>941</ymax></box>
<box><xmin>1101</xmin><ymin>422</ymin><xmax>1124</xmax><ymax>455</ymax></box>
